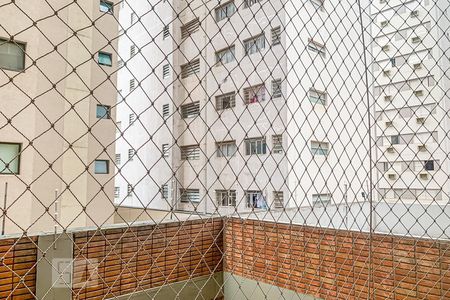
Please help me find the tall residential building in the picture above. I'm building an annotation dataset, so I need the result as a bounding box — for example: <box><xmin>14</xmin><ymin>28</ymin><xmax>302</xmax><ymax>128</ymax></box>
<box><xmin>0</xmin><ymin>0</ymin><xmax>119</xmax><ymax>234</ymax></box>
<box><xmin>373</xmin><ymin>0</ymin><xmax>449</xmax><ymax>204</ymax></box>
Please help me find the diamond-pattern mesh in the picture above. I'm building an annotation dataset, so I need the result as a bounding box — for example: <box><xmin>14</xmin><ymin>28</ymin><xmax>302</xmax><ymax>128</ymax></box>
<box><xmin>0</xmin><ymin>0</ymin><xmax>449</xmax><ymax>299</ymax></box>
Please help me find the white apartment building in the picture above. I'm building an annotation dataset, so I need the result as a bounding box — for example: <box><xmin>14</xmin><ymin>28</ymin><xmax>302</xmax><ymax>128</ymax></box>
<box><xmin>0</xmin><ymin>0</ymin><xmax>119</xmax><ymax>234</ymax></box>
<box><xmin>373</xmin><ymin>0</ymin><xmax>450</xmax><ymax>204</ymax></box>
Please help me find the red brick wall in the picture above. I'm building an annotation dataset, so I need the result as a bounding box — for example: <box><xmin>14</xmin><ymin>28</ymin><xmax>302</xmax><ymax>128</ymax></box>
<box><xmin>0</xmin><ymin>237</ymin><xmax>38</xmax><ymax>299</ymax></box>
<box><xmin>224</xmin><ymin>218</ymin><xmax>450</xmax><ymax>300</ymax></box>
<box><xmin>72</xmin><ymin>218</ymin><xmax>223</xmax><ymax>299</ymax></box>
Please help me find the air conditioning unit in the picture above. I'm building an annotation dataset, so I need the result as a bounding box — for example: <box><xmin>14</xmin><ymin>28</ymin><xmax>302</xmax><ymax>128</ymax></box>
<box><xmin>382</xmin><ymin>45</ymin><xmax>390</xmax><ymax>52</ymax></box>
<box><xmin>412</xmin><ymin>36</ymin><xmax>422</xmax><ymax>43</ymax></box>
<box><xmin>418</xmin><ymin>144</ymin><xmax>427</xmax><ymax>152</ymax></box>
<box><xmin>416</xmin><ymin>117</ymin><xmax>425</xmax><ymax>124</ymax></box>
<box><xmin>419</xmin><ymin>173</ymin><xmax>429</xmax><ymax>180</ymax></box>
<box><xmin>413</xmin><ymin>63</ymin><xmax>422</xmax><ymax>70</ymax></box>
<box><xmin>410</xmin><ymin>10</ymin><xmax>419</xmax><ymax>18</ymax></box>
<box><xmin>381</xmin><ymin>20</ymin><xmax>389</xmax><ymax>27</ymax></box>
<box><xmin>387</xmin><ymin>146</ymin><xmax>395</xmax><ymax>153</ymax></box>
<box><xmin>388</xmin><ymin>173</ymin><xmax>396</xmax><ymax>180</ymax></box>
<box><xmin>383</xmin><ymin>70</ymin><xmax>391</xmax><ymax>77</ymax></box>
<box><xmin>414</xmin><ymin>90</ymin><xmax>424</xmax><ymax>97</ymax></box>
<box><xmin>385</xmin><ymin>121</ymin><xmax>393</xmax><ymax>127</ymax></box>
<box><xmin>384</xmin><ymin>95</ymin><xmax>393</xmax><ymax>102</ymax></box>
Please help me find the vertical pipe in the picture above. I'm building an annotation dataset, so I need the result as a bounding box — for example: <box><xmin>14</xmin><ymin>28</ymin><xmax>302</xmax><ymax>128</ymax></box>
<box><xmin>2</xmin><ymin>182</ymin><xmax>8</xmax><ymax>235</ymax></box>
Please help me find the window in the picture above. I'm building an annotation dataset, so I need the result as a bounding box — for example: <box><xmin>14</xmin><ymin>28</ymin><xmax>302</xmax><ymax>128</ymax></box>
<box><xmin>163</xmin><ymin>25</ymin><xmax>170</xmax><ymax>39</ymax></box>
<box><xmin>94</xmin><ymin>160</ymin><xmax>109</xmax><ymax>174</ymax></box>
<box><xmin>244</xmin><ymin>34</ymin><xmax>265</xmax><ymax>56</ymax></box>
<box><xmin>271</xmin><ymin>27</ymin><xmax>281</xmax><ymax>45</ymax></box>
<box><xmin>390</xmin><ymin>58</ymin><xmax>396</xmax><ymax>67</ymax></box>
<box><xmin>180</xmin><ymin>59</ymin><xmax>200</xmax><ymax>78</ymax></box>
<box><xmin>245</xmin><ymin>190</ymin><xmax>266</xmax><ymax>209</ymax></box>
<box><xmin>307</xmin><ymin>38</ymin><xmax>326</xmax><ymax>57</ymax></box>
<box><xmin>273</xmin><ymin>191</ymin><xmax>284</xmax><ymax>208</ymax></box>
<box><xmin>310</xmin><ymin>141</ymin><xmax>329</xmax><ymax>156</ymax></box>
<box><xmin>217</xmin><ymin>190</ymin><xmax>236</xmax><ymax>206</ymax></box>
<box><xmin>216</xmin><ymin>92</ymin><xmax>236</xmax><ymax>110</ymax></box>
<box><xmin>181</xmin><ymin>102</ymin><xmax>200</xmax><ymax>119</ymax></box>
<box><xmin>244</xmin><ymin>137</ymin><xmax>267</xmax><ymax>155</ymax></box>
<box><xmin>131</xmin><ymin>13</ymin><xmax>136</xmax><ymax>24</ymax></box>
<box><xmin>215</xmin><ymin>46</ymin><xmax>235</xmax><ymax>65</ymax></box>
<box><xmin>130</xmin><ymin>45</ymin><xmax>136</xmax><ymax>57</ymax></box>
<box><xmin>243</xmin><ymin>84</ymin><xmax>265</xmax><ymax>104</ymax></box>
<box><xmin>114</xmin><ymin>187</ymin><xmax>120</xmax><ymax>198</ymax></box>
<box><xmin>129</xmin><ymin>79</ymin><xmax>135</xmax><ymax>91</ymax></box>
<box><xmin>216</xmin><ymin>141</ymin><xmax>237</xmax><ymax>157</ymax></box>
<box><xmin>181</xmin><ymin>18</ymin><xmax>200</xmax><ymax>39</ymax></box>
<box><xmin>129</xmin><ymin>113</ymin><xmax>135</xmax><ymax>125</ymax></box>
<box><xmin>312</xmin><ymin>193</ymin><xmax>331</xmax><ymax>207</ymax></box>
<box><xmin>163</xmin><ymin>64</ymin><xmax>170</xmax><ymax>78</ymax></box>
<box><xmin>215</xmin><ymin>1</ymin><xmax>236</xmax><ymax>22</ymax></box>
<box><xmin>98</xmin><ymin>52</ymin><xmax>112</xmax><ymax>66</ymax></box>
<box><xmin>163</xmin><ymin>104</ymin><xmax>170</xmax><ymax>118</ymax></box>
<box><xmin>309</xmin><ymin>88</ymin><xmax>327</xmax><ymax>105</ymax></box>
<box><xmin>244</xmin><ymin>0</ymin><xmax>261</xmax><ymax>8</ymax></box>
<box><xmin>271</xmin><ymin>79</ymin><xmax>282</xmax><ymax>98</ymax></box>
<box><xmin>180</xmin><ymin>145</ymin><xmax>200</xmax><ymax>160</ymax></box>
<box><xmin>162</xmin><ymin>144</ymin><xmax>169</xmax><ymax>158</ymax></box>
<box><xmin>0</xmin><ymin>39</ymin><xmax>26</xmax><ymax>71</ymax></box>
<box><xmin>96</xmin><ymin>105</ymin><xmax>110</xmax><ymax>119</ymax></box>
<box><xmin>161</xmin><ymin>184</ymin><xmax>169</xmax><ymax>199</ymax></box>
<box><xmin>99</xmin><ymin>1</ymin><xmax>113</xmax><ymax>13</ymax></box>
<box><xmin>272</xmin><ymin>135</ymin><xmax>283</xmax><ymax>154</ymax></box>
<box><xmin>128</xmin><ymin>149</ymin><xmax>135</xmax><ymax>160</ymax></box>
<box><xmin>424</xmin><ymin>160</ymin><xmax>435</xmax><ymax>171</ymax></box>
<box><xmin>0</xmin><ymin>143</ymin><xmax>21</xmax><ymax>174</ymax></box>
<box><xmin>179</xmin><ymin>189</ymin><xmax>200</xmax><ymax>203</ymax></box>
<box><xmin>391</xmin><ymin>135</ymin><xmax>400</xmax><ymax>145</ymax></box>
<box><xmin>117</xmin><ymin>59</ymin><xmax>123</xmax><ymax>68</ymax></box>
<box><xmin>115</xmin><ymin>154</ymin><xmax>121</xmax><ymax>165</ymax></box>
<box><xmin>127</xmin><ymin>184</ymin><xmax>133</xmax><ymax>196</ymax></box>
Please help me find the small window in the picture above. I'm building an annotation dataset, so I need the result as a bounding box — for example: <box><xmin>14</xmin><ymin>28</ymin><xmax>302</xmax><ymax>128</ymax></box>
<box><xmin>163</xmin><ymin>25</ymin><xmax>170</xmax><ymax>39</ymax></box>
<box><xmin>115</xmin><ymin>154</ymin><xmax>121</xmax><ymax>165</ymax></box>
<box><xmin>216</xmin><ymin>92</ymin><xmax>236</xmax><ymax>110</ymax></box>
<box><xmin>98</xmin><ymin>52</ymin><xmax>112</xmax><ymax>66</ymax></box>
<box><xmin>181</xmin><ymin>18</ymin><xmax>200</xmax><ymax>39</ymax></box>
<box><xmin>180</xmin><ymin>59</ymin><xmax>200</xmax><ymax>78</ymax></box>
<box><xmin>307</xmin><ymin>38</ymin><xmax>326</xmax><ymax>57</ymax></box>
<box><xmin>127</xmin><ymin>184</ymin><xmax>133</xmax><ymax>196</ymax></box>
<box><xmin>130</xmin><ymin>45</ymin><xmax>136</xmax><ymax>57</ymax></box>
<box><xmin>424</xmin><ymin>160</ymin><xmax>435</xmax><ymax>171</ymax></box>
<box><xmin>96</xmin><ymin>105</ymin><xmax>111</xmax><ymax>119</ymax></box>
<box><xmin>128</xmin><ymin>149</ymin><xmax>135</xmax><ymax>160</ymax></box>
<box><xmin>94</xmin><ymin>160</ymin><xmax>109</xmax><ymax>174</ymax></box>
<box><xmin>181</xmin><ymin>102</ymin><xmax>200</xmax><ymax>119</ymax></box>
<box><xmin>312</xmin><ymin>193</ymin><xmax>331</xmax><ymax>207</ymax></box>
<box><xmin>216</xmin><ymin>190</ymin><xmax>236</xmax><ymax>206</ymax></box>
<box><xmin>271</xmin><ymin>79</ymin><xmax>282</xmax><ymax>98</ymax></box>
<box><xmin>273</xmin><ymin>191</ymin><xmax>284</xmax><ymax>208</ymax></box>
<box><xmin>99</xmin><ymin>0</ymin><xmax>113</xmax><ymax>13</ymax></box>
<box><xmin>114</xmin><ymin>187</ymin><xmax>120</xmax><ymax>198</ymax></box>
<box><xmin>272</xmin><ymin>135</ymin><xmax>283</xmax><ymax>154</ymax></box>
<box><xmin>244</xmin><ymin>0</ymin><xmax>261</xmax><ymax>8</ymax></box>
<box><xmin>179</xmin><ymin>189</ymin><xmax>200</xmax><ymax>203</ymax></box>
<box><xmin>245</xmin><ymin>190</ymin><xmax>266</xmax><ymax>209</ymax></box>
<box><xmin>311</xmin><ymin>141</ymin><xmax>329</xmax><ymax>156</ymax></box>
<box><xmin>309</xmin><ymin>88</ymin><xmax>327</xmax><ymax>105</ymax></box>
<box><xmin>0</xmin><ymin>38</ymin><xmax>26</xmax><ymax>71</ymax></box>
<box><xmin>180</xmin><ymin>145</ymin><xmax>200</xmax><ymax>160</ymax></box>
<box><xmin>391</xmin><ymin>135</ymin><xmax>400</xmax><ymax>145</ymax></box>
<box><xmin>244</xmin><ymin>137</ymin><xmax>267</xmax><ymax>155</ymax></box>
<box><xmin>129</xmin><ymin>113</ymin><xmax>135</xmax><ymax>125</ymax></box>
<box><xmin>271</xmin><ymin>27</ymin><xmax>281</xmax><ymax>45</ymax></box>
<box><xmin>0</xmin><ymin>143</ymin><xmax>21</xmax><ymax>174</ymax></box>
<box><xmin>129</xmin><ymin>79</ymin><xmax>135</xmax><ymax>91</ymax></box>
<box><xmin>162</xmin><ymin>144</ymin><xmax>169</xmax><ymax>158</ymax></box>
<box><xmin>215</xmin><ymin>46</ymin><xmax>235</xmax><ymax>65</ymax></box>
<box><xmin>163</xmin><ymin>104</ymin><xmax>170</xmax><ymax>118</ymax></box>
<box><xmin>216</xmin><ymin>141</ymin><xmax>237</xmax><ymax>157</ymax></box>
<box><xmin>215</xmin><ymin>1</ymin><xmax>236</xmax><ymax>22</ymax></box>
<box><xmin>163</xmin><ymin>64</ymin><xmax>170</xmax><ymax>79</ymax></box>
<box><xmin>161</xmin><ymin>184</ymin><xmax>169</xmax><ymax>199</ymax></box>
<box><xmin>243</xmin><ymin>84</ymin><xmax>265</xmax><ymax>104</ymax></box>
<box><xmin>244</xmin><ymin>33</ymin><xmax>265</xmax><ymax>56</ymax></box>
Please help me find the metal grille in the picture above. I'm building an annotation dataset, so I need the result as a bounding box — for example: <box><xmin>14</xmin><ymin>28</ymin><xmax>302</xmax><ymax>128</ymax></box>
<box><xmin>0</xmin><ymin>0</ymin><xmax>449</xmax><ymax>299</ymax></box>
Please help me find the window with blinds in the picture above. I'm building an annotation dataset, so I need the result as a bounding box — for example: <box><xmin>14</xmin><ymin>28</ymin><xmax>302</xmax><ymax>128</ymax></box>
<box><xmin>216</xmin><ymin>190</ymin><xmax>236</xmax><ymax>206</ymax></box>
<box><xmin>215</xmin><ymin>46</ymin><xmax>235</xmax><ymax>65</ymax></box>
<box><xmin>163</xmin><ymin>25</ymin><xmax>170</xmax><ymax>39</ymax></box>
<box><xmin>273</xmin><ymin>191</ymin><xmax>284</xmax><ymax>208</ymax></box>
<box><xmin>115</xmin><ymin>154</ymin><xmax>121</xmax><ymax>165</ymax></box>
<box><xmin>161</xmin><ymin>184</ymin><xmax>169</xmax><ymax>199</ymax></box>
<box><xmin>244</xmin><ymin>137</ymin><xmax>267</xmax><ymax>155</ymax></box>
<box><xmin>181</xmin><ymin>102</ymin><xmax>200</xmax><ymax>119</ymax></box>
<box><xmin>129</xmin><ymin>79</ymin><xmax>135</xmax><ymax>91</ymax></box>
<box><xmin>179</xmin><ymin>189</ymin><xmax>200</xmax><ymax>203</ymax></box>
<box><xmin>163</xmin><ymin>64</ymin><xmax>170</xmax><ymax>78</ymax></box>
<box><xmin>216</xmin><ymin>92</ymin><xmax>236</xmax><ymax>110</ymax></box>
<box><xmin>272</xmin><ymin>135</ymin><xmax>283</xmax><ymax>154</ymax></box>
<box><xmin>271</xmin><ymin>27</ymin><xmax>281</xmax><ymax>45</ymax></box>
<box><xmin>181</xmin><ymin>18</ymin><xmax>200</xmax><ymax>39</ymax></box>
<box><xmin>244</xmin><ymin>0</ymin><xmax>261</xmax><ymax>8</ymax></box>
<box><xmin>130</xmin><ymin>45</ymin><xmax>136</xmax><ymax>57</ymax></box>
<box><xmin>244</xmin><ymin>33</ymin><xmax>265</xmax><ymax>56</ymax></box>
<box><xmin>307</xmin><ymin>38</ymin><xmax>326</xmax><ymax>57</ymax></box>
<box><xmin>271</xmin><ymin>79</ymin><xmax>282</xmax><ymax>98</ymax></box>
<box><xmin>180</xmin><ymin>59</ymin><xmax>200</xmax><ymax>78</ymax></box>
<box><xmin>216</xmin><ymin>141</ymin><xmax>237</xmax><ymax>157</ymax></box>
<box><xmin>215</xmin><ymin>1</ymin><xmax>236</xmax><ymax>22</ymax></box>
<box><xmin>128</xmin><ymin>148</ymin><xmax>135</xmax><ymax>160</ymax></box>
<box><xmin>129</xmin><ymin>113</ymin><xmax>135</xmax><ymax>125</ymax></box>
<box><xmin>162</xmin><ymin>144</ymin><xmax>169</xmax><ymax>158</ymax></box>
<box><xmin>114</xmin><ymin>187</ymin><xmax>120</xmax><ymax>198</ymax></box>
<box><xmin>163</xmin><ymin>104</ymin><xmax>169</xmax><ymax>117</ymax></box>
<box><xmin>0</xmin><ymin>39</ymin><xmax>26</xmax><ymax>71</ymax></box>
<box><xmin>244</xmin><ymin>84</ymin><xmax>265</xmax><ymax>104</ymax></box>
<box><xmin>180</xmin><ymin>145</ymin><xmax>200</xmax><ymax>160</ymax></box>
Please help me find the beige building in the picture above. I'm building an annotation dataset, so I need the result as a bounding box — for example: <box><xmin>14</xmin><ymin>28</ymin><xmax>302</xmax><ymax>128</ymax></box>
<box><xmin>0</xmin><ymin>0</ymin><xmax>119</xmax><ymax>234</ymax></box>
